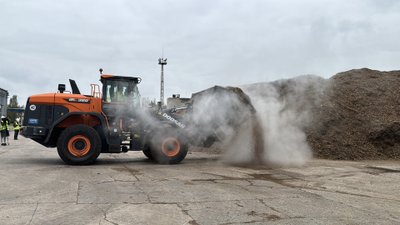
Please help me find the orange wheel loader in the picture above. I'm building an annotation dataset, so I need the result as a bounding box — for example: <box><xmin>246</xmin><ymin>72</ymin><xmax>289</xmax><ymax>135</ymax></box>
<box><xmin>21</xmin><ymin>71</ymin><xmax>188</xmax><ymax>165</ymax></box>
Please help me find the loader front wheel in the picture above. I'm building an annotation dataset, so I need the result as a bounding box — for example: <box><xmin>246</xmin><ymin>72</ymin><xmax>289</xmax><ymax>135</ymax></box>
<box><xmin>57</xmin><ymin>125</ymin><xmax>101</xmax><ymax>165</ymax></box>
<box><xmin>142</xmin><ymin>144</ymin><xmax>153</xmax><ymax>160</ymax></box>
<box><xmin>150</xmin><ymin>130</ymin><xmax>188</xmax><ymax>164</ymax></box>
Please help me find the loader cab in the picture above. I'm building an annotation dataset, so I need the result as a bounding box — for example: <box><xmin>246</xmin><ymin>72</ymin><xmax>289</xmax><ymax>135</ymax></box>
<box><xmin>100</xmin><ymin>75</ymin><xmax>141</xmax><ymax>117</ymax></box>
<box><xmin>101</xmin><ymin>75</ymin><xmax>141</xmax><ymax>105</ymax></box>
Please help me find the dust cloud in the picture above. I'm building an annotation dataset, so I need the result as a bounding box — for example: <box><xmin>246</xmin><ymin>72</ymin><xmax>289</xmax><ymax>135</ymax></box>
<box><xmin>188</xmin><ymin>75</ymin><xmax>331</xmax><ymax>167</ymax></box>
<box><xmin>243</xmin><ymin>75</ymin><xmax>330</xmax><ymax>166</ymax></box>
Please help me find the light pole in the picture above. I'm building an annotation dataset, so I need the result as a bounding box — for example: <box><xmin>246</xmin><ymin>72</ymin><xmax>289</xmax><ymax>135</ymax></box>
<box><xmin>158</xmin><ymin>57</ymin><xmax>167</xmax><ymax>106</ymax></box>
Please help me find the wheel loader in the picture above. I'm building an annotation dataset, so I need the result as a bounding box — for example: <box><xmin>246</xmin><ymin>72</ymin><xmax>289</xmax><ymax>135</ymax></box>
<box><xmin>21</xmin><ymin>70</ymin><xmax>192</xmax><ymax>165</ymax></box>
<box><xmin>21</xmin><ymin>70</ymin><xmax>261</xmax><ymax>165</ymax></box>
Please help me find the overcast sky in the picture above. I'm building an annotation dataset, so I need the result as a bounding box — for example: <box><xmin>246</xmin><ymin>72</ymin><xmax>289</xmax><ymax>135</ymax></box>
<box><xmin>1</xmin><ymin>0</ymin><xmax>399</xmax><ymax>104</ymax></box>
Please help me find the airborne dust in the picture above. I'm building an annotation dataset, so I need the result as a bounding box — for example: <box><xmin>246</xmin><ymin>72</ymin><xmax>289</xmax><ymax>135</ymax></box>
<box><xmin>187</xmin><ymin>75</ymin><xmax>331</xmax><ymax>167</ymax></box>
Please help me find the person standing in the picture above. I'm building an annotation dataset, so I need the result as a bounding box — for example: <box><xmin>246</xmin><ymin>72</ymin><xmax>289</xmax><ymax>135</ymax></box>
<box><xmin>13</xmin><ymin>118</ymin><xmax>21</xmax><ymax>140</ymax></box>
<box><xmin>1</xmin><ymin>116</ymin><xmax>10</xmax><ymax>146</ymax></box>
<box><xmin>5</xmin><ymin>117</ymin><xmax>10</xmax><ymax>145</ymax></box>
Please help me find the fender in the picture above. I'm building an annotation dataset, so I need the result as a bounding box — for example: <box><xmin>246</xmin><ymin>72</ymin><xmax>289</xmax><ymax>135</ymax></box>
<box><xmin>44</xmin><ymin>112</ymin><xmax>109</xmax><ymax>144</ymax></box>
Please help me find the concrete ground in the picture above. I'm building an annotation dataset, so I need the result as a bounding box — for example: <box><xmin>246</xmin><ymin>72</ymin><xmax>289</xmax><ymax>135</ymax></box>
<box><xmin>0</xmin><ymin>135</ymin><xmax>399</xmax><ymax>225</ymax></box>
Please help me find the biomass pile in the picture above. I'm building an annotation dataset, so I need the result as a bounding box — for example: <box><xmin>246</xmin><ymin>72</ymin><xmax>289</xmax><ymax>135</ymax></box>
<box><xmin>307</xmin><ymin>68</ymin><xmax>400</xmax><ymax>160</ymax></box>
<box><xmin>191</xmin><ymin>68</ymin><xmax>400</xmax><ymax>161</ymax></box>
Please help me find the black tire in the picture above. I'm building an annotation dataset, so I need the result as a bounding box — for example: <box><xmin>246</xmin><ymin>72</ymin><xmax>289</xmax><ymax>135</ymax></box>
<box><xmin>142</xmin><ymin>144</ymin><xmax>153</xmax><ymax>160</ymax></box>
<box><xmin>57</xmin><ymin>125</ymin><xmax>101</xmax><ymax>165</ymax></box>
<box><xmin>150</xmin><ymin>129</ymin><xmax>188</xmax><ymax>164</ymax></box>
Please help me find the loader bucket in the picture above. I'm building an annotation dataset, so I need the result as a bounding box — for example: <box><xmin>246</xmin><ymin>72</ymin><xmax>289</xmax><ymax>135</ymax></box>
<box><xmin>184</xmin><ymin>86</ymin><xmax>265</xmax><ymax>163</ymax></box>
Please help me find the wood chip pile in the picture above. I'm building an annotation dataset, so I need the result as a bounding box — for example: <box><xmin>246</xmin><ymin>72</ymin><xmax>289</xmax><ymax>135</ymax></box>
<box><xmin>307</xmin><ymin>68</ymin><xmax>400</xmax><ymax>159</ymax></box>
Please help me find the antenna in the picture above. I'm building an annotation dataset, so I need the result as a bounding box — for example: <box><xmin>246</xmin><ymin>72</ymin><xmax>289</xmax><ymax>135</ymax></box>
<box><xmin>158</xmin><ymin>57</ymin><xmax>167</xmax><ymax>106</ymax></box>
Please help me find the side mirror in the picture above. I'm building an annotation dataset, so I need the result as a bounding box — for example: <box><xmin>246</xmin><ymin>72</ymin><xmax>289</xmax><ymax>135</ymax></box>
<box><xmin>58</xmin><ymin>84</ymin><xmax>66</xmax><ymax>93</ymax></box>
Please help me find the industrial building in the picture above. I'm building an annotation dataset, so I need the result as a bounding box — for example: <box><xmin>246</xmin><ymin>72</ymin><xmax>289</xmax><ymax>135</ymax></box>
<box><xmin>166</xmin><ymin>94</ymin><xmax>190</xmax><ymax>109</ymax></box>
<box><xmin>0</xmin><ymin>88</ymin><xmax>8</xmax><ymax>116</ymax></box>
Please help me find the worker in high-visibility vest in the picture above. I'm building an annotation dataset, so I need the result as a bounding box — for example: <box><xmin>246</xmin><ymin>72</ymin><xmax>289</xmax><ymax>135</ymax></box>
<box><xmin>13</xmin><ymin>118</ymin><xmax>21</xmax><ymax>140</ymax></box>
<box><xmin>1</xmin><ymin>116</ymin><xmax>10</xmax><ymax>146</ymax></box>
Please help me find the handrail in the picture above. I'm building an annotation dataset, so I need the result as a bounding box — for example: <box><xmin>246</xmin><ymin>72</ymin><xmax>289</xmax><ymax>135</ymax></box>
<box><xmin>90</xmin><ymin>84</ymin><xmax>101</xmax><ymax>98</ymax></box>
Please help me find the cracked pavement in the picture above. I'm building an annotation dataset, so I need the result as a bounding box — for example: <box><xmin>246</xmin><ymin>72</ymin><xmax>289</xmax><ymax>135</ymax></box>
<box><xmin>0</xmin><ymin>137</ymin><xmax>399</xmax><ymax>225</ymax></box>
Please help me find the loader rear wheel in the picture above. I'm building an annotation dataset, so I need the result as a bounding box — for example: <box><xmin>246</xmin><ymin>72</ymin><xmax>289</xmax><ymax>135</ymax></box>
<box><xmin>150</xmin><ymin>130</ymin><xmax>188</xmax><ymax>164</ymax></box>
<box><xmin>57</xmin><ymin>125</ymin><xmax>101</xmax><ymax>165</ymax></box>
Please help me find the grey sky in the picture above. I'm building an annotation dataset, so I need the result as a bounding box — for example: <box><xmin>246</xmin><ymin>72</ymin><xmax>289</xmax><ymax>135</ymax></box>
<box><xmin>1</xmin><ymin>0</ymin><xmax>399</xmax><ymax>104</ymax></box>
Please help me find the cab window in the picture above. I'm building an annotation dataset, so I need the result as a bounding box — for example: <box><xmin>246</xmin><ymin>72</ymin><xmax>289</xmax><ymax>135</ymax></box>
<box><xmin>104</xmin><ymin>80</ymin><xmax>140</xmax><ymax>107</ymax></box>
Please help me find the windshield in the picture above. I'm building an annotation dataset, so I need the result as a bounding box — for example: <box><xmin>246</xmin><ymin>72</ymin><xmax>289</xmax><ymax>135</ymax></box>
<box><xmin>103</xmin><ymin>79</ymin><xmax>141</xmax><ymax>107</ymax></box>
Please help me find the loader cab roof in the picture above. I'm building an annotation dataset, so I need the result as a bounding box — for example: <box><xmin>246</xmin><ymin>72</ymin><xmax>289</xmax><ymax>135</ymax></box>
<box><xmin>100</xmin><ymin>74</ymin><xmax>141</xmax><ymax>84</ymax></box>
